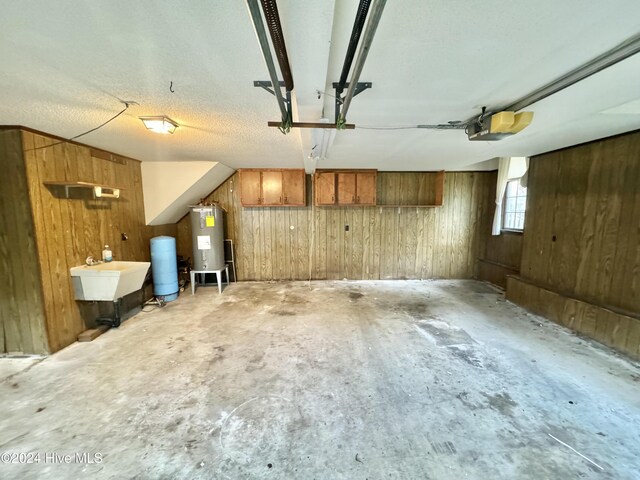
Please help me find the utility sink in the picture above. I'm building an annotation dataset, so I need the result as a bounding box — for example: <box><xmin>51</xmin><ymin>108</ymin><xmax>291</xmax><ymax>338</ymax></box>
<box><xmin>70</xmin><ymin>261</ymin><xmax>150</xmax><ymax>301</ymax></box>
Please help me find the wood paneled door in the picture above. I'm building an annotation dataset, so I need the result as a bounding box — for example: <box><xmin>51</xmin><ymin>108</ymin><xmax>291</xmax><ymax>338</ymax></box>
<box><xmin>314</xmin><ymin>170</ymin><xmax>377</xmax><ymax>206</ymax></box>
<box><xmin>337</xmin><ymin>173</ymin><xmax>357</xmax><ymax>204</ymax></box>
<box><xmin>239</xmin><ymin>170</ymin><xmax>262</xmax><ymax>205</ymax></box>
<box><xmin>282</xmin><ymin>169</ymin><xmax>305</xmax><ymax>205</ymax></box>
<box><xmin>261</xmin><ymin>171</ymin><xmax>283</xmax><ymax>205</ymax></box>
<box><xmin>239</xmin><ymin>169</ymin><xmax>306</xmax><ymax>207</ymax></box>
<box><xmin>356</xmin><ymin>172</ymin><xmax>376</xmax><ymax>205</ymax></box>
<box><xmin>314</xmin><ymin>172</ymin><xmax>336</xmax><ymax>205</ymax></box>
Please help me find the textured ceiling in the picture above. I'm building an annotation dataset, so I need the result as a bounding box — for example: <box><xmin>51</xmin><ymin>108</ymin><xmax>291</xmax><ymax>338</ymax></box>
<box><xmin>1</xmin><ymin>1</ymin><xmax>639</xmax><ymax>171</ymax></box>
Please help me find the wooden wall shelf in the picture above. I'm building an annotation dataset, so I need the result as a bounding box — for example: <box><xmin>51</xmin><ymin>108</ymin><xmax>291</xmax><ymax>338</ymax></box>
<box><xmin>314</xmin><ymin>170</ymin><xmax>444</xmax><ymax>208</ymax></box>
<box><xmin>376</xmin><ymin>204</ymin><xmax>442</xmax><ymax>208</ymax></box>
<box><xmin>44</xmin><ymin>181</ymin><xmax>121</xmax><ymax>199</ymax></box>
<box><xmin>375</xmin><ymin>171</ymin><xmax>444</xmax><ymax>208</ymax></box>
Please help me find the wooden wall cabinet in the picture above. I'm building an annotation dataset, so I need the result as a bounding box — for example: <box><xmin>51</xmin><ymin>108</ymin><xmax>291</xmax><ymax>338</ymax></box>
<box><xmin>314</xmin><ymin>170</ymin><xmax>377</xmax><ymax>206</ymax></box>
<box><xmin>261</xmin><ymin>171</ymin><xmax>283</xmax><ymax>205</ymax></box>
<box><xmin>337</xmin><ymin>173</ymin><xmax>356</xmax><ymax>204</ymax></box>
<box><xmin>240</xmin><ymin>170</ymin><xmax>262</xmax><ymax>205</ymax></box>
<box><xmin>282</xmin><ymin>169</ymin><xmax>305</xmax><ymax>205</ymax></box>
<box><xmin>239</xmin><ymin>169</ymin><xmax>306</xmax><ymax>207</ymax></box>
<box><xmin>355</xmin><ymin>172</ymin><xmax>376</xmax><ymax>205</ymax></box>
<box><xmin>315</xmin><ymin>172</ymin><xmax>336</xmax><ymax>205</ymax></box>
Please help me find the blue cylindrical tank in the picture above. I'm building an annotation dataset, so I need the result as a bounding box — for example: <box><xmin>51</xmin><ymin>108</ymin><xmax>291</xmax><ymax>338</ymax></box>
<box><xmin>150</xmin><ymin>236</ymin><xmax>178</xmax><ymax>302</ymax></box>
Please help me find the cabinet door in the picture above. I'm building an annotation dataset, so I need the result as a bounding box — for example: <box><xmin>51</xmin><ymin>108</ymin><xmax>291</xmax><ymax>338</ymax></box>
<box><xmin>240</xmin><ymin>170</ymin><xmax>262</xmax><ymax>205</ymax></box>
<box><xmin>282</xmin><ymin>170</ymin><xmax>305</xmax><ymax>205</ymax></box>
<box><xmin>261</xmin><ymin>171</ymin><xmax>283</xmax><ymax>205</ymax></box>
<box><xmin>315</xmin><ymin>172</ymin><xmax>336</xmax><ymax>205</ymax></box>
<box><xmin>337</xmin><ymin>173</ymin><xmax>357</xmax><ymax>205</ymax></box>
<box><xmin>356</xmin><ymin>172</ymin><xmax>376</xmax><ymax>205</ymax></box>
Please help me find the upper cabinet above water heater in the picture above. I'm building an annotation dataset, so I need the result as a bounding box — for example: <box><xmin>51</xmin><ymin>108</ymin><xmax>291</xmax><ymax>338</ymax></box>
<box><xmin>239</xmin><ymin>169</ymin><xmax>306</xmax><ymax>207</ymax></box>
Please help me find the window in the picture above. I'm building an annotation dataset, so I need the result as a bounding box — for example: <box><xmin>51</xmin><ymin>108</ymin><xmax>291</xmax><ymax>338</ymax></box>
<box><xmin>502</xmin><ymin>179</ymin><xmax>527</xmax><ymax>231</ymax></box>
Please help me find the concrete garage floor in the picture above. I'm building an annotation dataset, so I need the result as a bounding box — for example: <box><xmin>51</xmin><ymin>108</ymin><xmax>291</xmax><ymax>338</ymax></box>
<box><xmin>1</xmin><ymin>280</ymin><xmax>639</xmax><ymax>479</ymax></box>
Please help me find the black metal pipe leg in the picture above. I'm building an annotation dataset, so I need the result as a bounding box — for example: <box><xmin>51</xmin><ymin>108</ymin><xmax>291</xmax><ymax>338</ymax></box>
<box><xmin>113</xmin><ymin>298</ymin><xmax>122</xmax><ymax>327</ymax></box>
<box><xmin>97</xmin><ymin>298</ymin><xmax>123</xmax><ymax>328</ymax></box>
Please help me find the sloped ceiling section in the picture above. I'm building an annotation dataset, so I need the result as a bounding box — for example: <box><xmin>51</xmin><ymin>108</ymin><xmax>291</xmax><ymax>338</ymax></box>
<box><xmin>141</xmin><ymin>161</ymin><xmax>234</xmax><ymax>225</ymax></box>
<box><xmin>0</xmin><ymin>0</ymin><xmax>639</xmax><ymax>174</ymax></box>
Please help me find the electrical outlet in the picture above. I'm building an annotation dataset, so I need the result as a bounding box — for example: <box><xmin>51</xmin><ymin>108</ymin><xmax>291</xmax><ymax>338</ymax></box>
<box><xmin>345</xmin><ymin>225</ymin><xmax>349</xmax><ymax>232</ymax></box>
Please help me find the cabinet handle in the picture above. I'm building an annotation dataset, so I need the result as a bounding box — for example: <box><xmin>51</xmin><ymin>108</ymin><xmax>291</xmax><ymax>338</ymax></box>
<box><xmin>284</xmin><ymin>196</ymin><xmax>287</xmax><ymax>203</ymax></box>
<box><xmin>352</xmin><ymin>195</ymin><xmax>355</xmax><ymax>202</ymax></box>
<box><xmin>332</xmin><ymin>194</ymin><xmax>335</xmax><ymax>202</ymax></box>
<box><xmin>280</xmin><ymin>196</ymin><xmax>282</xmax><ymax>203</ymax></box>
<box><xmin>357</xmin><ymin>195</ymin><xmax>360</xmax><ymax>203</ymax></box>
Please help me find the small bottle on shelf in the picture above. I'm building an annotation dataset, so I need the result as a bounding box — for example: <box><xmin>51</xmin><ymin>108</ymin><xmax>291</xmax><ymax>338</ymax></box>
<box><xmin>102</xmin><ymin>245</ymin><xmax>113</xmax><ymax>262</ymax></box>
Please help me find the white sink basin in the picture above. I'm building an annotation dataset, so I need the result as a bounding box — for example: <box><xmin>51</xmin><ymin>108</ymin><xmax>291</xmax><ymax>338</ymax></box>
<box><xmin>70</xmin><ymin>261</ymin><xmax>150</xmax><ymax>301</ymax></box>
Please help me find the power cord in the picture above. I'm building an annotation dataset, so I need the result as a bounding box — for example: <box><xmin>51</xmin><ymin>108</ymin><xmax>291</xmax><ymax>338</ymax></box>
<box><xmin>24</xmin><ymin>101</ymin><xmax>134</xmax><ymax>152</ymax></box>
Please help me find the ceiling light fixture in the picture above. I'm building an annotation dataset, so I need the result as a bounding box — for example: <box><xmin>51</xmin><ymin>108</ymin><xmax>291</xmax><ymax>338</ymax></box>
<box><xmin>139</xmin><ymin>116</ymin><xmax>179</xmax><ymax>134</ymax></box>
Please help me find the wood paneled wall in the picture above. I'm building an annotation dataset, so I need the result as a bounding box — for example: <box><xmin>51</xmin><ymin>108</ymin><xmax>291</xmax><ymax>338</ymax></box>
<box><xmin>177</xmin><ymin>172</ymin><xmax>494</xmax><ymax>281</ymax></box>
<box><xmin>0</xmin><ymin>128</ymin><xmax>176</xmax><ymax>354</ymax></box>
<box><xmin>0</xmin><ymin>130</ymin><xmax>48</xmax><ymax>354</ymax></box>
<box><xmin>477</xmin><ymin>171</ymin><xmax>524</xmax><ymax>288</ymax></box>
<box><xmin>507</xmin><ymin>130</ymin><xmax>640</xmax><ymax>359</ymax></box>
<box><xmin>507</xmin><ymin>276</ymin><xmax>640</xmax><ymax>360</ymax></box>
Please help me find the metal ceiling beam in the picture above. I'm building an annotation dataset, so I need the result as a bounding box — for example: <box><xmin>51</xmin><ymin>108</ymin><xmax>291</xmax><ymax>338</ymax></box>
<box><xmin>259</xmin><ymin>0</ymin><xmax>294</xmax><ymax>92</ymax></box>
<box><xmin>246</xmin><ymin>0</ymin><xmax>289</xmax><ymax>123</ymax></box>
<box><xmin>505</xmin><ymin>32</ymin><xmax>640</xmax><ymax>113</ymax></box>
<box><xmin>337</xmin><ymin>0</ymin><xmax>372</xmax><ymax>93</ymax></box>
<box><xmin>267</xmin><ymin>121</ymin><xmax>355</xmax><ymax>129</ymax></box>
<box><xmin>419</xmin><ymin>32</ymin><xmax>640</xmax><ymax>132</ymax></box>
<box><xmin>337</xmin><ymin>0</ymin><xmax>387</xmax><ymax>127</ymax></box>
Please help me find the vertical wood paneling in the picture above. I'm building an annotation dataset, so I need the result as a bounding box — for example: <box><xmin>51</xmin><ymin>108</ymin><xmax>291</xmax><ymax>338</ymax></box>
<box><xmin>478</xmin><ymin>171</ymin><xmax>524</xmax><ymax>287</ymax></box>
<box><xmin>509</xmin><ymin>130</ymin><xmax>640</xmax><ymax>359</ymax></box>
<box><xmin>0</xmin><ymin>128</ymin><xmax>176</xmax><ymax>353</ymax></box>
<box><xmin>507</xmin><ymin>276</ymin><xmax>640</xmax><ymax>361</ymax></box>
<box><xmin>0</xmin><ymin>130</ymin><xmax>48</xmax><ymax>354</ymax></box>
<box><xmin>177</xmin><ymin>171</ymin><xmax>493</xmax><ymax>282</ymax></box>
<box><xmin>520</xmin><ymin>131</ymin><xmax>640</xmax><ymax>314</ymax></box>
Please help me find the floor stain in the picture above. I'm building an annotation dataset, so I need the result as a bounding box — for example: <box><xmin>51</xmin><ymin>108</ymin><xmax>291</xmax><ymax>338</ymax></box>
<box><xmin>456</xmin><ymin>391</ymin><xmax>482</xmax><ymax>410</ymax></box>
<box><xmin>399</xmin><ymin>302</ymin><xmax>430</xmax><ymax>319</ymax></box>
<box><xmin>431</xmin><ymin>441</ymin><xmax>457</xmax><ymax>455</ymax></box>
<box><xmin>210</xmin><ymin>354</ymin><xmax>225</xmax><ymax>365</ymax></box>
<box><xmin>417</xmin><ymin>320</ymin><xmax>475</xmax><ymax>347</ymax></box>
<box><xmin>349</xmin><ymin>292</ymin><xmax>364</xmax><ymax>300</ymax></box>
<box><xmin>448</xmin><ymin>345</ymin><xmax>484</xmax><ymax>368</ymax></box>
<box><xmin>218</xmin><ymin>301</ymin><xmax>237</xmax><ymax>309</ymax></box>
<box><xmin>246</xmin><ymin>353</ymin><xmax>266</xmax><ymax>372</ymax></box>
<box><xmin>165</xmin><ymin>416</ymin><xmax>184</xmax><ymax>432</ymax></box>
<box><xmin>271</xmin><ymin>310</ymin><xmax>296</xmax><ymax>316</ymax></box>
<box><xmin>482</xmin><ymin>392</ymin><xmax>518</xmax><ymax>416</ymax></box>
<box><xmin>245</xmin><ymin>362</ymin><xmax>265</xmax><ymax>372</ymax></box>
<box><xmin>282</xmin><ymin>294</ymin><xmax>309</xmax><ymax>305</ymax></box>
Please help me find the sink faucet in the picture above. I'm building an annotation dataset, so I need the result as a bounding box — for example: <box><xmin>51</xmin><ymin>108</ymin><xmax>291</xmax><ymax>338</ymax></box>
<box><xmin>86</xmin><ymin>256</ymin><xmax>102</xmax><ymax>266</ymax></box>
